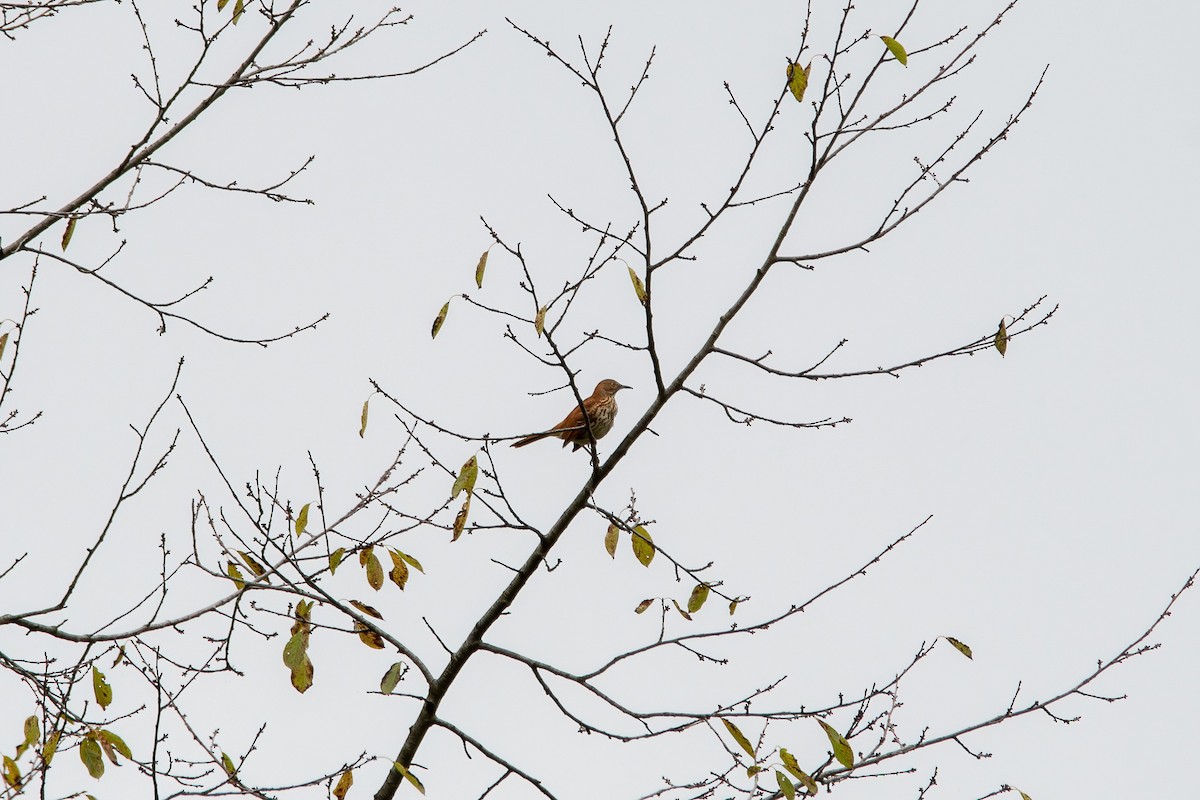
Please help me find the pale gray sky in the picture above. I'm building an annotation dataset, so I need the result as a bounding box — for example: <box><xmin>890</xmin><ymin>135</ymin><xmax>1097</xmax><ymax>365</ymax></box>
<box><xmin>2</xmin><ymin>1</ymin><xmax>1197</xmax><ymax>798</ymax></box>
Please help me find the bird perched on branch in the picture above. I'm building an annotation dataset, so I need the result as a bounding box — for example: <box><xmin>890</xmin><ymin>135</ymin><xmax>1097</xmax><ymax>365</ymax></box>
<box><xmin>511</xmin><ymin>379</ymin><xmax>630</xmax><ymax>450</ymax></box>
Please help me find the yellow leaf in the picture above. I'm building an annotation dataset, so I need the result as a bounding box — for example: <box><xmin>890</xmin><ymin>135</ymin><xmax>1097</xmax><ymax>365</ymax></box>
<box><xmin>350</xmin><ymin>599</ymin><xmax>384</xmax><ymax>619</ymax></box>
<box><xmin>729</xmin><ymin>599</ymin><xmax>739</xmax><ymax>616</ymax></box>
<box><xmin>776</xmin><ymin>770</ymin><xmax>796</xmax><ymax>800</ymax></box>
<box><xmin>817</xmin><ymin>720</ymin><xmax>854</xmax><ymax>769</ymax></box>
<box><xmin>43</xmin><ymin>730</ymin><xmax>60</xmax><ymax>765</ymax></box>
<box><xmin>23</xmin><ymin>715</ymin><xmax>39</xmax><ymax>747</ymax></box>
<box><xmin>221</xmin><ymin>752</ymin><xmax>236</xmax><ymax>777</ymax></box>
<box><xmin>61</xmin><ymin>216</ymin><xmax>77</xmax><ymax>250</ymax></box>
<box><xmin>431</xmin><ymin>301</ymin><xmax>450</xmax><ymax>338</ymax></box>
<box><xmin>780</xmin><ymin>749</ymin><xmax>818</xmax><ymax>794</ymax></box>
<box><xmin>394</xmin><ymin>549</ymin><xmax>424</xmax><ymax>572</ymax></box>
<box><xmin>355</xmin><ymin>621</ymin><xmax>385</xmax><ymax>649</ymax></box>
<box><xmin>295</xmin><ymin>502</ymin><xmax>311</xmax><ymax>536</ymax></box>
<box><xmin>1</xmin><ymin>756</ymin><xmax>19</xmax><ymax>789</ymax></box>
<box><xmin>880</xmin><ymin>35</ymin><xmax>908</xmax><ymax>66</ymax></box>
<box><xmin>113</xmin><ymin>645</ymin><xmax>126</xmax><ymax>667</ymax></box>
<box><xmin>92</xmin><ymin>667</ymin><xmax>113</xmax><ymax>710</ymax></box>
<box><xmin>687</xmin><ymin>583</ymin><xmax>710</xmax><ymax>613</ymax></box>
<box><xmin>671</xmin><ymin>598</ymin><xmax>693</xmax><ymax>621</ymax></box>
<box><xmin>334</xmin><ymin>769</ymin><xmax>354</xmax><ymax>800</ymax></box>
<box><xmin>237</xmin><ymin>550</ymin><xmax>267</xmax><ymax>579</ymax></box>
<box><xmin>628</xmin><ymin>266</ymin><xmax>647</xmax><ymax>306</ymax></box>
<box><xmin>1017</xmin><ymin>791</ymin><xmax>1033</xmax><ymax>800</ymax></box>
<box><xmin>381</xmin><ymin>662</ymin><xmax>407</xmax><ymax>694</ymax></box>
<box><xmin>226</xmin><ymin>561</ymin><xmax>246</xmax><ymax>590</ymax></box>
<box><xmin>475</xmin><ymin>249</ymin><xmax>489</xmax><ymax>289</ymax></box>
<box><xmin>329</xmin><ymin>547</ymin><xmax>346</xmax><ymax>575</ymax></box>
<box><xmin>388</xmin><ymin>549</ymin><xmax>410</xmax><ymax>589</ymax></box>
<box><xmin>452</xmin><ymin>455</ymin><xmax>478</xmax><ymax>499</ymax></box>
<box><xmin>534</xmin><ymin>305</ymin><xmax>547</xmax><ymax>337</ymax></box>
<box><xmin>604</xmin><ymin>524</ymin><xmax>619</xmax><ymax>558</ymax></box>
<box><xmin>359</xmin><ymin>398</ymin><xmax>370</xmax><ymax>438</ymax></box>
<box><xmin>394</xmin><ymin>761</ymin><xmax>426</xmax><ymax>795</ymax></box>
<box><xmin>0</xmin><ymin>332</ymin><xmax>8</xmax><ymax>363</ymax></box>
<box><xmin>786</xmin><ymin>60</ymin><xmax>813</xmax><ymax>103</ymax></box>
<box><xmin>994</xmin><ymin>319</ymin><xmax>1008</xmax><ymax>357</ymax></box>
<box><xmin>631</xmin><ymin>525</ymin><xmax>655</xmax><ymax>567</ymax></box>
<box><xmin>360</xmin><ymin>546</ymin><xmax>384</xmax><ymax>591</ymax></box>
<box><xmin>217</xmin><ymin>0</ymin><xmax>229</xmax><ymax>9</ymax></box>
<box><xmin>290</xmin><ymin>654</ymin><xmax>314</xmax><ymax>693</ymax></box>
<box><xmin>452</xmin><ymin>497</ymin><xmax>470</xmax><ymax>541</ymax></box>
<box><xmin>634</xmin><ymin>598</ymin><xmax>654</xmax><ymax>614</ymax></box>
<box><xmin>747</xmin><ymin>765</ymin><xmax>764</xmax><ymax>777</ymax></box>
<box><xmin>721</xmin><ymin>718</ymin><xmax>756</xmax><ymax>759</ymax></box>
<box><xmin>945</xmin><ymin>636</ymin><xmax>973</xmax><ymax>659</ymax></box>
<box><xmin>232</xmin><ymin>0</ymin><xmax>244</xmax><ymax>25</ymax></box>
<box><xmin>80</xmin><ymin>736</ymin><xmax>104</xmax><ymax>779</ymax></box>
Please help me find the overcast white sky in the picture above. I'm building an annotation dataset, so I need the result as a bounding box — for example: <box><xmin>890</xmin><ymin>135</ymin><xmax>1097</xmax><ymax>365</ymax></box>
<box><xmin>2</xmin><ymin>1</ymin><xmax>1198</xmax><ymax>798</ymax></box>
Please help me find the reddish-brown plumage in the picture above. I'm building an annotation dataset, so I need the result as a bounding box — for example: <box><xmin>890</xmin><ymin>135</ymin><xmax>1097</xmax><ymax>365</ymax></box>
<box><xmin>511</xmin><ymin>379</ymin><xmax>630</xmax><ymax>450</ymax></box>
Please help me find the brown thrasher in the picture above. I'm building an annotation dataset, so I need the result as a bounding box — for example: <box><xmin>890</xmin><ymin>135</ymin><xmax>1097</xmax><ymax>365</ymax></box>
<box><xmin>511</xmin><ymin>379</ymin><xmax>630</xmax><ymax>450</ymax></box>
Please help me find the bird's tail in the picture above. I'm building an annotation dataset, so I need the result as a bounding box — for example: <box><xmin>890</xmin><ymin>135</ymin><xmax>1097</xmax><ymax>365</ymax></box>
<box><xmin>510</xmin><ymin>432</ymin><xmax>553</xmax><ymax>448</ymax></box>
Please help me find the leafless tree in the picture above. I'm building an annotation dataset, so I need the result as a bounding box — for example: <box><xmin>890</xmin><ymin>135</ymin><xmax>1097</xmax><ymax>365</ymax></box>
<box><xmin>1</xmin><ymin>2</ymin><xmax>1193</xmax><ymax>800</ymax></box>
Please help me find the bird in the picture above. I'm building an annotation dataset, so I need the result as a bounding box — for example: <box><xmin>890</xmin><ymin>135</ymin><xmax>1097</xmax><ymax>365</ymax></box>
<box><xmin>511</xmin><ymin>379</ymin><xmax>630</xmax><ymax>450</ymax></box>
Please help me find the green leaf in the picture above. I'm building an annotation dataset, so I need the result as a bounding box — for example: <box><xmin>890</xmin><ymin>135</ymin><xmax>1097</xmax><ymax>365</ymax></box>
<box><xmin>687</xmin><ymin>583</ymin><xmax>710</xmax><ymax>613</ymax></box>
<box><xmin>634</xmin><ymin>598</ymin><xmax>654</xmax><ymax>614</ymax></box>
<box><xmin>92</xmin><ymin>667</ymin><xmax>113</xmax><ymax>710</ymax></box>
<box><xmin>221</xmin><ymin>751</ymin><xmax>237</xmax><ymax>777</ymax></box>
<box><xmin>23</xmin><ymin>715</ymin><xmax>39</xmax><ymax>747</ymax></box>
<box><xmin>817</xmin><ymin>720</ymin><xmax>854</xmax><ymax>769</ymax></box>
<box><xmin>334</xmin><ymin>769</ymin><xmax>354</xmax><ymax>800</ymax></box>
<box><xmin>394</xmin><ymin>761</ymin><xmax>426</xmax><ymax>795</ymax></box>
<box><xmin>290</xmin><ymin>654</ymin><xmax>314</xmax><ymax>693</ymax></box>
<box><xmin>631</xmin><ymin>525</ymin><xmax>655</xmax><ymax>567</ymax></box>
<box><xmin>721</xmin><ymin>718</ymin><xmax>756</xmax><ymax>759</ymax></box>
<box><xmin>61</xmin><ymin>216</ymin><xmax>77</xmax><ymax>250</ymax></box>
<box><xmin>534</xmin><ymin>305</ymin><xmax>547</xmax><ymax>338</ymax></box>
<box><xmin>1017</xmin><ymin>791</ymin><xmax>1032</xmax><ymax>800</ymax></box>
<box><xmin>329</xmin><ymin>547</ymin><xmax>346</xmax><ymax>575</ymax></box>
<box><xmin>474</xmin><ymin>249</ymin><xmax>489</xmax><ymax>288</ymax></box>
<box><xmin>786</xmin><ymin>60</ymin><xmax>813</xmax><ymax>103</ymax></box>
<box><xmin>776</xmin><ymin>770</ymin><xmax>796</xmax><ymax>800</ymax></box>
<box><xmin>628</xmin><ymin>267</ymin><xmax>647</xmax><ymax>306</ymax></box>
<box><xmin>359</xmin><ymin>398</ymin><xmax>370</xmax><ymax>438</ymax></box>
<box><xmin>232</xmin><ymin>0</ymin><xmax>244</xmax><ymax>25</ymax></box>
<box><xmin>217</xmin><ymin>0</ymin><xmax>229</xmax><ymax>9</ymax></box>
<box><xmin>604</xmin><ymin>524</ymin><xmax>619</xmax><ymax>558</ymax></box>
<box><xmin>99</xmin><ymin>729</ymin><xmax>132</xmax><ymax>760</ymax></box>
<box><xmin>80</xmin><ymin>736</ymin><xmax>104</xmax><ymax>779</ymax></box>
<box><xmin>452</xmin><ymin>455</ymin><xmax>478</xmax><ymax>499</ymax></box>
<box><xmin>295</xmin><ymin>502</ymin><xmax>311</xmax><ymax>536</ymax></box>
<box><xmin>994</xmin><ymin>319</ymin><xmax>1008</xmax><ymax>357</ymax></box>
<box><xmin>431</xmin><ymin>300</ymin><xmax>450</xmax><ymax>338</ymax></box>
<box><xmin>946</xmin><ymin>636</ymin><xmax>973</xmax><ymax>659</ymax></box>
<box><xmin>880</xmin><ymin>35</ymin><xmax>908</xmax><ymax>66</ymax></box>
<box><xmin>282</xmin><ymin>631</ymin><xmax>308</xmax><ymax>670</ymax></box>
<box><xmin>381</xmin><ymin>662</ymin><xmax>407</xmax><ymax>694</ymax></box>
